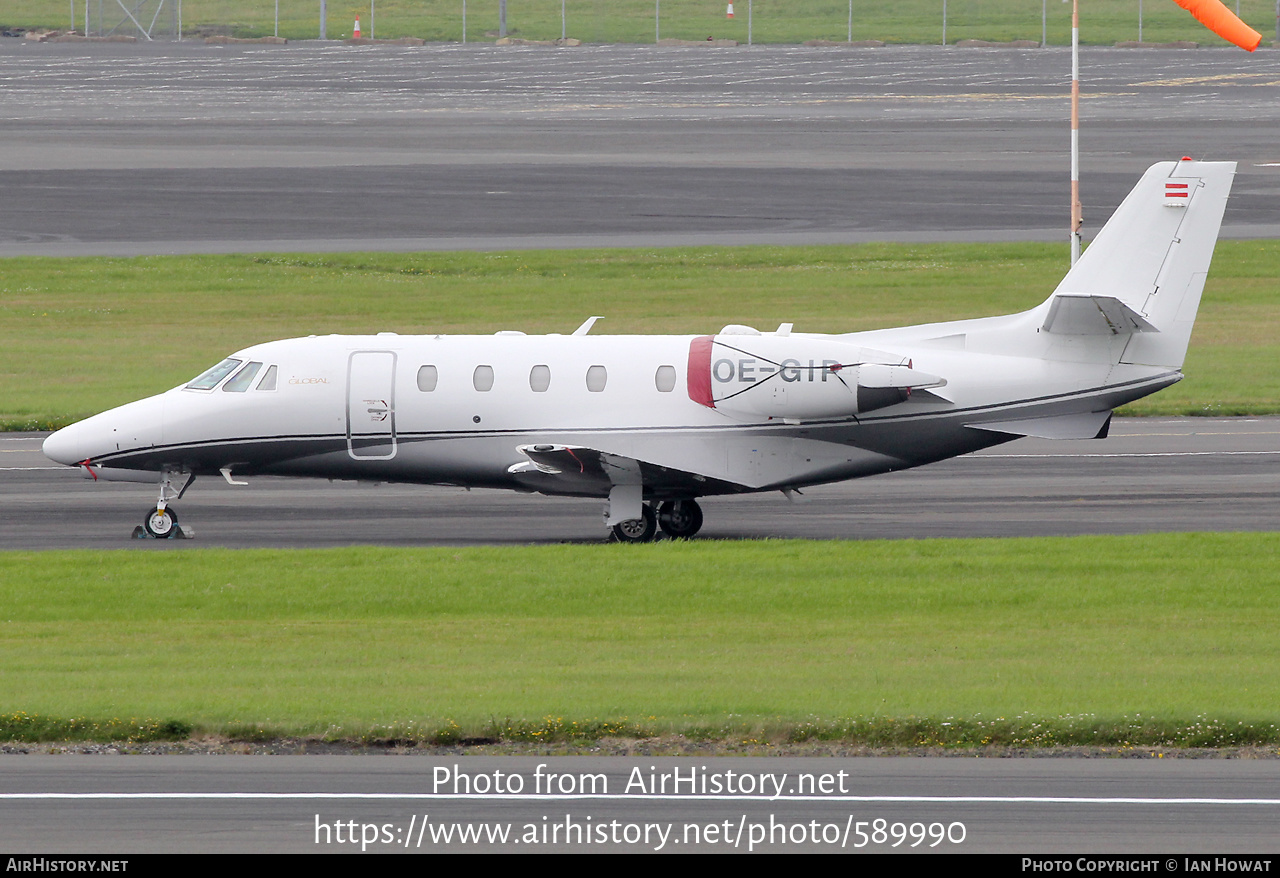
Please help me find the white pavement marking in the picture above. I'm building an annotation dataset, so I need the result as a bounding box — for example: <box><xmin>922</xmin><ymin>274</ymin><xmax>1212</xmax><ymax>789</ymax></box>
<box><xmin>4</xmin><ymin>792</ymin><xmax>1280</xmax><ymax>805</ymax></box>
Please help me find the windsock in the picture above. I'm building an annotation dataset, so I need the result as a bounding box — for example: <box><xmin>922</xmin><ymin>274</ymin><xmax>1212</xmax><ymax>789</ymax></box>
<box><xmin>1171</xmin><ymin>0</ymin><xmax>1261</xmax><ymax>51</ymax></box>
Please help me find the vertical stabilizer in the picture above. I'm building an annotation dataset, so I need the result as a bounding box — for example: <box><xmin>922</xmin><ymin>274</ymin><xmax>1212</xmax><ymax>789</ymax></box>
<box><xmin>1048</xmin><ymin>159</ymin><xmax>1235</xmax><ymax>369</ymax></box>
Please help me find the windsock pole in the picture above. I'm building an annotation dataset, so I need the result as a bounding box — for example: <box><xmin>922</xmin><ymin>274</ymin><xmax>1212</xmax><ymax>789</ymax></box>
<box><xmin>1070</xmin><ymin>0</ymin><xmax>1082</xmax><ymax>266</ymax></box>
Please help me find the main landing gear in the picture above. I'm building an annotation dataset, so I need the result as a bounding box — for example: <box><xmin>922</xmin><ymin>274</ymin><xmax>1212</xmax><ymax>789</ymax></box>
<box><xmin>611</xmin><ymin>504</ymin><xmax>657</xmax><ymax>543</ymax></box>
<box><xmin>610</xmin><ymin>499</ymin><xmax>703</xmax><ymax>543</ymax></box>
<box><xmin>657</xmin><ymin>499</ymin><xmax>703</xmax><ymax>538</ymax></box>
<box><xmin>132</xmin><ymin>470</ymin><xmax>195</xmax><ymax>540</ymax></box>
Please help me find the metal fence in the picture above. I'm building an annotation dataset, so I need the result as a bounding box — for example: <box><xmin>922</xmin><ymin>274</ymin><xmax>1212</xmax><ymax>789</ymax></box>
<box><xmin>19</xmin><ymin>0</ymin><xmax>1280</xmax><ymax>45</ymax></box>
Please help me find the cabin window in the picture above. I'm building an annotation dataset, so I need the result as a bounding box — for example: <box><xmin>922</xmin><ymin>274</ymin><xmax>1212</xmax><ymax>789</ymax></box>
<box><xmin>655</xmin><ymin>365</ymin><xmax>677</xmax><ymax>393</ymax></box>
<box><xmin>473</xmin><ymin>365</ymin><xmax>494</xmax><ymax>392</ymax></box>
<box><xmin>185</xmin><ymin>358</ymin><xmax>242</xmax><ymax>391</ymax></box>
<box><xmin>255</xmin><ymin>365</ymin><xmax>278</xmax><ymax>392</ymax></box>
<box><xmin>585</xmin><ymin>365</ymin><xmax>607</xmax><ymax>392</ymax></box>
<box><xmin>222</xmin><ymin>361</ymin><xmax>263</xmax><ymax>393</ymax></box>
<box><xmin>417</xmin><ymin>365</ymin><xmax>439</xmax><ymax>392</ymax></box>
<box><xmin>529</xmin><ymin>365</ymin><xmax>551</xmax><ymax>392</ymax></box>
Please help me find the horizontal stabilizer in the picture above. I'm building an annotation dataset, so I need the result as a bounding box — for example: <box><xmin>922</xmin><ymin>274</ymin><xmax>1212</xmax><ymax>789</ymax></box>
<box><xmin>967</xmin><ymin>411</ymin><xmax>1112</xmax><ymax>440</ymax></box>
<box><xmin>1042</xmin><ymin>295</ymin><xmax>1158</xmax><ymax>336</ymax></box>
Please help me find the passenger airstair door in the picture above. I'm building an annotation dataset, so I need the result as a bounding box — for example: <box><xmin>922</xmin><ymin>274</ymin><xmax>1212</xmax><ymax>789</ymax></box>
<box><xmin>346</xmin><ymin>351</ymin><xmax>397</xmax><ymax>460</ymax></box>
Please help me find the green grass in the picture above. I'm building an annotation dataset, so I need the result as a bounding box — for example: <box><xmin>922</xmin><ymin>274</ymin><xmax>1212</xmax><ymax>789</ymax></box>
<box><xmin>3</xmin><ymin>241</ymin><xmax>1277</xmax><ymax>429</ymax></box>
<box><xmin>2</xmin><ymin>534</ymin><xmax>1280</xmax><ymax>746</ymax></box>
<box><xmin>10</xmin><ymin>0</ymin><xmax>1275</xmax><ymax>46</ymax></box>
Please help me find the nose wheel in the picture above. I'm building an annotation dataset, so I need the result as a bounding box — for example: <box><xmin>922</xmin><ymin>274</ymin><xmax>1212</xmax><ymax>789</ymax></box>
<box><xmin>144</xmin><ymin>506</ymin><xmax>178</xmax><ymax>538</ymax></box>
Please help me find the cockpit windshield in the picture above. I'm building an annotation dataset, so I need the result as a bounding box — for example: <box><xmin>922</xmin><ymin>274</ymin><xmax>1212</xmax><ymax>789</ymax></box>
<box><xmin>185</xmin><ymin>358</ymin><xmax>242</xmax><ymax>391</ymax></box>
<box><xmin>222</xmin><ymin>361</ymin><xmax>262</xmax><ymax>392</ymax></box>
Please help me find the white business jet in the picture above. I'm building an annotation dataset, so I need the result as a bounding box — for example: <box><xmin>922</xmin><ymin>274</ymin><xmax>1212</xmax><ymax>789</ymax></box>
<box><xmin>43</xmin><ymin>159</ymin><xmax>1233</xmax><ymax>542</ymax></box>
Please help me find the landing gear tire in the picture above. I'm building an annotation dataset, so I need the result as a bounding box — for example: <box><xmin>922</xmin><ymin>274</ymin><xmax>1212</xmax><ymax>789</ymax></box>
<box><xmin>144</xmin><ymin>506</ymin><xmax>178</xmax><ymax>538</ymax></box>
<box><xmin>611</xmin><ymin>504</ymin><xmax>657</xmax><ymax>543</ymax></box>
<box><xmin>658</xmin><ymin>499</ymin><xmax>703</xmax><ymax>538</ymax></box>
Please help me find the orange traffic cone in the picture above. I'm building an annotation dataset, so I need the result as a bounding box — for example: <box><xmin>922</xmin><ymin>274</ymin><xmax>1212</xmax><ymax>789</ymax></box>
<box><xmin>353</xmin><ymin>16</ymin><xmax>362</xmax><ymax>39</ymax></box>
<box><xmin>726</xmin><ymin>3</ymin><xmax>734</xmax><ymax>18</ymax></box>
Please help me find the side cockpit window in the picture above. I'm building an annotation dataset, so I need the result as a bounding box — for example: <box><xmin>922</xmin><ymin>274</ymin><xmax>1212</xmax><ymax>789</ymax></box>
<box><xmin>255</xmin><ymin>365</ymin><xmax>278</xmax><ymax>392</ymax></box>
<box><xmin>222</xmin><ymin>361</ymin><xmax>263</xmax><ymax>392</ymax></box>
<box><xmin>186</xmin><ymin>358</ymin><xmax>242</xmax><ymax>391</ymax></box>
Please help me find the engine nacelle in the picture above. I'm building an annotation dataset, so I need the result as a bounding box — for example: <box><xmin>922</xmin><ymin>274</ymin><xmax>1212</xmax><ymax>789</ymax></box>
<box><xmin>686</xmin><ymin>334</ymin><xmax>945</xmax><ymax>421</ymax></box>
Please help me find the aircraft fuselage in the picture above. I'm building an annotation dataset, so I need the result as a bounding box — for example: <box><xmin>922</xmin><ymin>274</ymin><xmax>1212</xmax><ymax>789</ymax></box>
<box><xmin>40</xmin><ymin>160</ymin><xmax>1234</xmax><ymax>541</ymax></box>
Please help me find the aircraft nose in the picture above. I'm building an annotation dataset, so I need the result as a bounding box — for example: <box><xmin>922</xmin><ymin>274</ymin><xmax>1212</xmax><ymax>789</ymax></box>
<box><xmin>43</xmin><ymin>422</ymin><xmax>87</xmax><ymax>466</ymax></box>
<box><xmin>42</xmin><ymin>394</ymin><xmax>167</xmax><ymax>467</ymax></box>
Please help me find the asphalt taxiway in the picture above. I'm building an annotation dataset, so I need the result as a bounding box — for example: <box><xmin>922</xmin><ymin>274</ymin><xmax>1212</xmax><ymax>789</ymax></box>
<box><xmin>1</xmin><ymin>41</ymin><xmax>1279</xmax><ymax>255</ymax></box>
<box><xmin>3</xmin><ymin>756</ymin><xmax>1280</xmax><ymax>853</ymax></box>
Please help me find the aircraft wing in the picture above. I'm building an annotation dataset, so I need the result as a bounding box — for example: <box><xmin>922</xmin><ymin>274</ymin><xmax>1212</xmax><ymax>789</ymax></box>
<box><xmin>507</xmin><ymin>430</ymin><xmax>905</xmax><ymax>506</ymax></box>
<box><xmin>509</xmin><ymin>442</ymin><xmax>760</xmax><ymax>524</ymax></box>
<box><xmin>508</xmin><ymin>443</ymin><xmax>746</xmax><ymax>498</ymax></box>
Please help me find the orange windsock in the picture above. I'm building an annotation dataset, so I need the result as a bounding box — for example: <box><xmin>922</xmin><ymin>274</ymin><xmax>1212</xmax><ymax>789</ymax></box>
<box><xmin>1171</xmin><ymin>0</ymin><xmax>1262</xmax><ymax>51</ymax></box>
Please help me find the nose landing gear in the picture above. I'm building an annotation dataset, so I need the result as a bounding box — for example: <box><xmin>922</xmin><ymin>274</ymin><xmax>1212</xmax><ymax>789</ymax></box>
<box><xmin>132</xmin><ymin>469</ymin><xmax>195</xmax><ymax>540</ymax></box>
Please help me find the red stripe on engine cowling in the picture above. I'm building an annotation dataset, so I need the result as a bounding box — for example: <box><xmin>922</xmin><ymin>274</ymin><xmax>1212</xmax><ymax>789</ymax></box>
<box><xmin>687</xmin><ymin>335</ymin><xmax>715</xmax><ymax>408</ymax></box>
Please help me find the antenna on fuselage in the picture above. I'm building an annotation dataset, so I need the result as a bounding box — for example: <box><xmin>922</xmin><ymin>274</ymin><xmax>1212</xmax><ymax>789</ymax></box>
<box><xmin>572</xmin><ymin>316</ymin><xmax>604</xmax><ymax>336</ymax></box>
